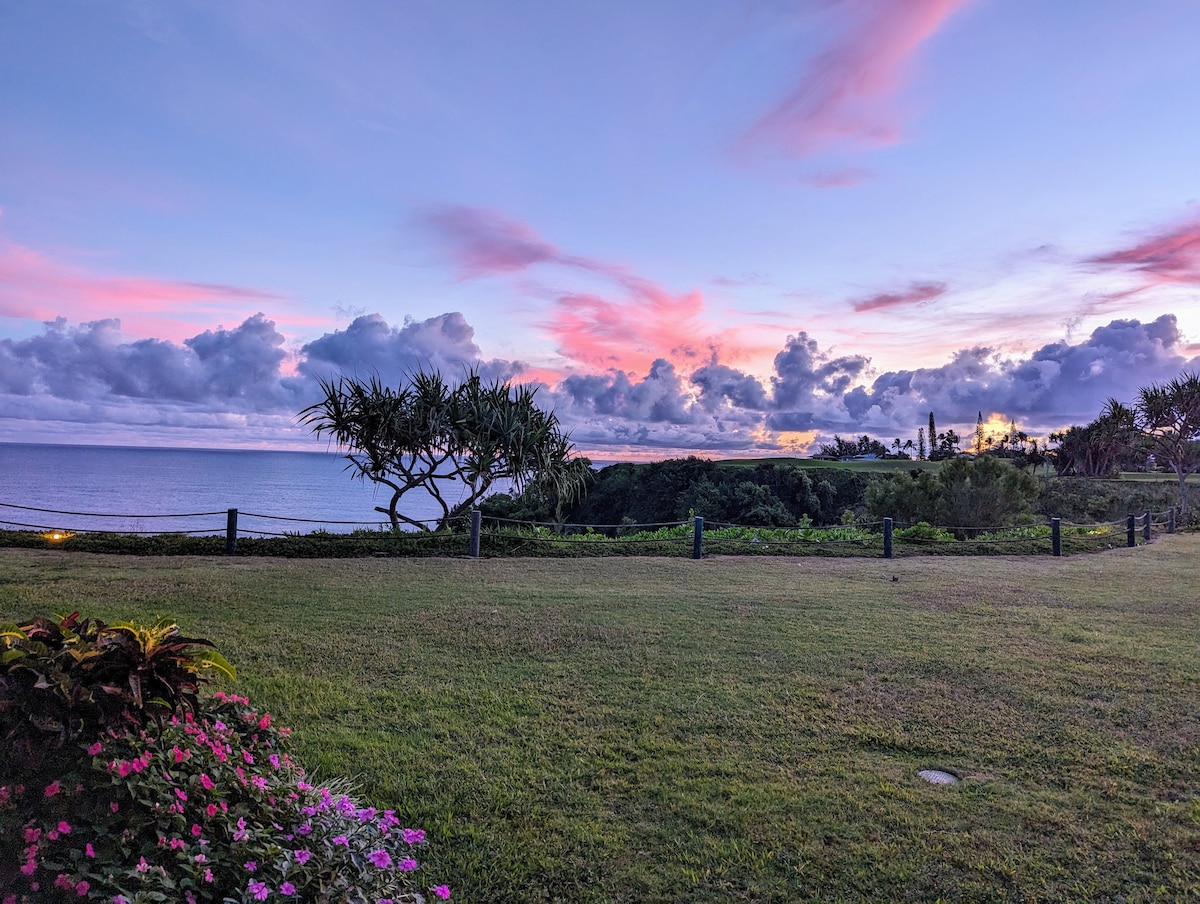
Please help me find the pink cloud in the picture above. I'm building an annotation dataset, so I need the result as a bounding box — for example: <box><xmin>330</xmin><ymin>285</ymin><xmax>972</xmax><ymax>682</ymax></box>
<box><xmin>548</xmin><ymin>283</ymin><xmax>710</xmax><ymax>374</ymax></box>
<box><xmin>739</xmin><ymin>0</ymin><xmax>973</xmax><ymax>160</ymax></box>
<box><xmin>851</xmin><ymin>280</ymin><xmax>947</xmax><ymax>312</ymax></box>
<box><xmin>420</xmin><ymin>205</ymin><xmax>592</xmax><ymax>279</ymax></box>
<box><xmin>423</xmin><ymin>204</ymin><xmax>750</xmax><ymax>375</ymax></box>
<box><xmin>0</xmin><ymin>238</ymin><xmax>300</xmax><ymax>344</ymax></box>
<box><xmin>1085</xmin><ymin>217</ymin><xmax>1200</xmax><ymax>287</ymax></box>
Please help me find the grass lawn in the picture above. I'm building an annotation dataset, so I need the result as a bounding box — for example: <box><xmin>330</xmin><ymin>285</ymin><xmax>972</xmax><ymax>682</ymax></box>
<box><xmin>3</xmin><ymin>538</ymin><xmax>1199</xmax><ymax>902</ymax></box>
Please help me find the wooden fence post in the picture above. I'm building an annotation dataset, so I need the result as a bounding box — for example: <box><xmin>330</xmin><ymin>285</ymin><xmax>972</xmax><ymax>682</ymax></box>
<box><xmin>883</xmin><ymin>517</ymin><xmax>893</xmax><ymax>559</ymax></box>
<box><xmin>470</xmin><ymin>509</ymin><xmax>481</xmax><ymax>558</ymax></box>
<box><xmin>225</xmin><ymin>508</ymin><xmax>238</xmax><ymax>555</ymax></box>
<box><xmin>1126</xmin><ymin>514</ymin><xmax>1135</xmax><ymax>548</ymax></box>
<box><xmin>1051</xmin><ymin>517</ymin><xmax>1061</xmax><ymax>557</ymax></box>
<box><xmin>692</xmin><ymin>516</ymin><xmax>703</xmax><ymax>560</ymax></box>
<box><xmin>1169</xmin><ymin>507</ymin><xmax>1176</xmax><ymax>534</ymax></box>
<box><xmin>1143</xmin><ymin>510</ymin><xmax>1151</xmax><ymax>543</ymax></box>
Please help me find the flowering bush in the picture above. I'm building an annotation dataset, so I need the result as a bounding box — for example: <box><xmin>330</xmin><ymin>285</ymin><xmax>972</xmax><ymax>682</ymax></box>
<box><xmin>1</xmin><ymin>617</ymin><xmax>450</xmax><ymax>903</ymax></box>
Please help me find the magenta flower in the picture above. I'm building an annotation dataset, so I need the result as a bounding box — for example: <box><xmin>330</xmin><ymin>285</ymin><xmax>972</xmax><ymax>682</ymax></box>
<box><xmin>87</xmin><ymin>741</ymin><xmax>103</xmax><ymax>755</ymax></box>
<box><xmin>248</xmin><ymin>880</ymin><xmax>269</xmax><ymax>901</ymax></box>
<box><xmin>280</xmin><ymin>881</ymin><xmax>296</xmax><ymax>895</ymax></box>
<box><xmin>368</xmin><ymin>849</ymin><xmax>392</xmax><ymax>869</ymax></box>
<box><xmin>398</xmin><ymin>858</ymin><xmax>419</xmax><ymax>872</ymax></box>
<box><xmin>44</xmin><ymin>780</ymin><xmax>61</xmax><ymax>797</ymax></box>
<box><xmin>294</xmin><ymin>849</ymin><xmax>312</xmax><ymax>865</ymax></box>
<box><xmin>431</xmin><ymin>885</ymin><xmax>451</xmax><ymax>900</ymax></box>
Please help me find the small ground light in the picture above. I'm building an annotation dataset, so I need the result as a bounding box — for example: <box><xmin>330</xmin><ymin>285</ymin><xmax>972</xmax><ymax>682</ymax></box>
<box><xmin>43</xmin><ymin>530</ymin><xmax>73</xmax><ymax>542</ymax></box>
<box><xmin>918</xmin><ymin>769</ymin><xmax>960</xmax><ymax>785</ymax></box>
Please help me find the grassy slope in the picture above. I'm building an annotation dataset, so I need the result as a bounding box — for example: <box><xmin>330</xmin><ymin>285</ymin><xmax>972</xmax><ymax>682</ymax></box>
<box><xmin>3</xmin><ymin>541</ymin><xmax>1199</xmax><ymax>902</ymax></box>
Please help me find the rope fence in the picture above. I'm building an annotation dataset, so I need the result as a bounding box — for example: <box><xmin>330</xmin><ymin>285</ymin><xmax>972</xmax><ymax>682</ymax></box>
<box><xmin>0</xmin><ymin>500</ymin><xmax>1184</xmax><ymax>559</ymax></box>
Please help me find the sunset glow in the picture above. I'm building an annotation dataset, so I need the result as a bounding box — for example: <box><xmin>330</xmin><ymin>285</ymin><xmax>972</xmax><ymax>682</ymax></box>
<box><xmin>1</xmin><ymin>2</ymin><xmax>1198</xmax><ymax>457</ymax></box>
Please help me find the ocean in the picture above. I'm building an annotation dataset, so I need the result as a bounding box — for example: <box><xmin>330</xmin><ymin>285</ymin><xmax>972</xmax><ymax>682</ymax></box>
<box><xmin>0</xmin><ymin>443</ymin><xmax>459</xmax><ymax>535</ymax></box>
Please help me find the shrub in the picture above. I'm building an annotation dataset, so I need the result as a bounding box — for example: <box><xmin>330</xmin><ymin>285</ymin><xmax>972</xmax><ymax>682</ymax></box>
<box><xmin>1</xmin><ymin>616</ymin><xmax>449</xmax><ymax>903</ymax></box>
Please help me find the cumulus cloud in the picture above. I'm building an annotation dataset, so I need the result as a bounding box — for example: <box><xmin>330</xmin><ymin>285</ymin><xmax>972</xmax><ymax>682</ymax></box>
<box><xmin>0</xmin><ymin>314</ymin><xmax>301</xmax><ymax>410</ymax></box>
<box><xmin>4</xmin><ymin>303</ymin><xmax>1197</xmax><ymax>455</ymax></box>
<box><xmin>739</xmin><ymin>0</ymin><xmax>973</xmax><ymax>160</ymax></box>
<box><xmin>0</xmin><ymin>311</ymin><xmax>522</xmax><ymax>441</ymax></box>
<box><xmin>299</xmin><ymin>312</ymin><xmax>521</xmax><ymax>386</ymax></box>
<box><xmin>844</xmin><ymin>314</ymin><xmax>1200</xmax><ymax>433</ymax></box>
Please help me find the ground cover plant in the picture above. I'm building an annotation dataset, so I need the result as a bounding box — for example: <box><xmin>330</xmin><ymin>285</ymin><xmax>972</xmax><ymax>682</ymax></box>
<box><xmin>2</xmin><ymin>539</ymin><xmax>1199</xmax><ymax>901</ymax></box>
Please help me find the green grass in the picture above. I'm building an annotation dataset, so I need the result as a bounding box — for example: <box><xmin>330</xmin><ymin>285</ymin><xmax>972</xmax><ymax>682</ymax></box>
<box><xmin>3</xmin><ymin>539</ymin><xmax>1200</xmax><ymax>902</ymax></box>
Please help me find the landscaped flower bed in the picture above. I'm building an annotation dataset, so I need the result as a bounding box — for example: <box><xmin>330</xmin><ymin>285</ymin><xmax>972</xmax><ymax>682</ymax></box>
<box><xmin>0</xmin><ymin>614</ymin><xmax>449</xmax><ymax>903</ymax></box>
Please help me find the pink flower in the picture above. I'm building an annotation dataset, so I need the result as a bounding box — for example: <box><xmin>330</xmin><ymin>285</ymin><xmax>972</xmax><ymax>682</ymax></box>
<box><xmin>110</xmin><ymin>801</ymin><xmax>120</xmax><ymax>812</ymax></box>
<box><xmin>280</xmin><ymin>882</ymin><xmax>296</xmax><ymax>895</ymax></box>
<box><xmin>75</xmin><ymin>880</ymin><xmax>89</xmax><ymax>896</ymax></box>
<box><xmin>248</xmin><ymin>880</ymin><xmax>269</xmax><ymax>901</ymax></box>
<box><xmin>85</xmin><ymin>843</ymin><xmax>95</xmax><ymax>858</ymax></box>
<box><xmin>258</xmin><ymin>713</ymin><xmax>272</xmax><ymax>729</ymax></box>
<box><xmin>293</xmin><ymin>849</ymin><xmax>312</xmax><ymax>865</ymax></box>
<box><xmin>431</xmin><ymin>885</ymin><xmax>451</xmax><ymax>900</ymax></box>
<box><xmin>136</xmin><ymin>856</ymin><xmax>150</xmax><ymax>873</ymax></box>
<box><xmin>57</xmin><ymin>821</ymin><xmax>71</xmax><ymax>834</ymax></box>
<box><xmin>204</xmin><ymin>868</ymin><xmax>214</xmax><ymax>883</ymax></box>
<box><xmin>244</xmin><ymin>861</ymin><xmax>258</xmax><ymax>872</ymax></box>
<box><xmin>24</xmin><ymin>827</ymin><xmax>41</xmax><ymax>843</ymax></box>
<box><xmin>192</xmin><ymin>823</ymin><xmax>203</xmax><ymax>837</ymax></box>
<box><xmin>402</xmin><ymin>828</ymin><xmax>426</xmax><ymax>845</ymax></box>
<box><xmin>44</xmin><ymin>780</ymin><xmax>61</xmax><ymax>797</ymax></box>
<box><xmin>206</xmin><ymin>803</ymin><xmax>218</xmax><ymax>817</ymax></box>
<box><xmin>368</xmin><ymin>849</ymin><xmax>393</xmax><ymax>869</ymax></box>
<box><xmin>20</xmin><ymin>859</ymin><xmax>36</xmax><ymax>876</ymax></box>
<box><xmin>117</xmin><ymin>761</ymin><xmax>134</xmax><ymax>778</ymax></box>
<box><xmin>175</xmin><ymin>788</ymin><xmax>188</xmax><ymax>802</ymax></box>
<box><xmin>200</xmin><ymin>774</ymin><xmax>215</xmax><ymax>790</ymax></box>
<box><xmin>398</xmin><ymin>858</ymin><xmax>419</xmax><ymax>872</ymax></box>
<box><xmin>87</xmin><ymin>742</ymin><xmax>103</xmax><ymax>755</ymax></box>
<box><xmin>331</xmin><ymin>835</ymin><xmax>349</xmax><ymax>846</ymax></box>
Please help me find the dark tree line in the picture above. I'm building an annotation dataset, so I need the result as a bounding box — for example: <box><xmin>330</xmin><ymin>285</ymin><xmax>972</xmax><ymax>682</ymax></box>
<box><xmin>483</xmin><ymin>457</ymin><xmax>874</xmax><ymax>529</ymax></box>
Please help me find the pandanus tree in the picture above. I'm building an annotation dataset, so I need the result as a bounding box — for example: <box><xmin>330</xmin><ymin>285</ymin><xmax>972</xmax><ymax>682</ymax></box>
<box><xmin>299</xmin><ymin>369</ymin><xmax>589</xmax><ymax>530</ymax></box>
<box><xmin>1134</xmin><ymin>372</ymin><xmax>1200</xmax><ymax>516</ymax></box>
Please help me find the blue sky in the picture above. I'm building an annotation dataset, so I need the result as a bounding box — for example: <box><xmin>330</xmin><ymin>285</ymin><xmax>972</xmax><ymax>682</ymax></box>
<box><xmin>2</xmin><ymin>0</ymin><xmax>1199</xmax><ymax>456</ymax></box>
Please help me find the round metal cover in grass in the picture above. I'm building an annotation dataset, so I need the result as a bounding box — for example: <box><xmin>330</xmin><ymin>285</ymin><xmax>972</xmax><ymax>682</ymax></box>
<box><xmin>918</xmin><ymin>769</ymin><xmax>960</xmax><ymax>785</ymax></box>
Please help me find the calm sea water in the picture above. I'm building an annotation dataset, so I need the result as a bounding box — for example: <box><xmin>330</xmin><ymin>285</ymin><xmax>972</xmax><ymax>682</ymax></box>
<box><xmin>0</xmin><ymin>443</ymin><xmax>458</xmax><ymax>535</ymax></box>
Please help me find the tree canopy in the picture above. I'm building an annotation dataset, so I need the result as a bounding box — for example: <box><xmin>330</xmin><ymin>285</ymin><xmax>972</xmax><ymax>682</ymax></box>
<box><xmin>299</xmin><ymin>369</ymin><xmax>589</xmax><ymax>530</ymax></box>
<box><xmin>1134</xmin><ymin>372</ymin><xmax>1200</xmax><ymax>516</ymax></box>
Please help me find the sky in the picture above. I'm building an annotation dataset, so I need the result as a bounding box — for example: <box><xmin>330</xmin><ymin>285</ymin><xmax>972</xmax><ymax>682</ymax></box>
<box><xmin>2</xmin><ymin>0</ymin><xmax>1200</xmax><ymax>459</ymax></box>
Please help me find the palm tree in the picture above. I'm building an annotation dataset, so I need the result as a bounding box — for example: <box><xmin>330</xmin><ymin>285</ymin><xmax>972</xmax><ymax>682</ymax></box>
<box><xmin>1134</xmin><ymin>372</ymin><xmax>1200</xmax><ymax>516</ymax></box>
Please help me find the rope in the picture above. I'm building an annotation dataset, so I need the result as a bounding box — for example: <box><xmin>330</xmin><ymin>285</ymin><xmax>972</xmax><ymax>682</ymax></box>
<box><xmin>0</xmin><ymin>501</ymin><xmax>225</xmax><ymax>518</ymax></box>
